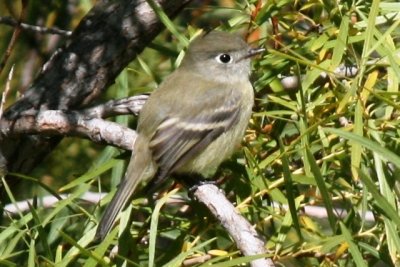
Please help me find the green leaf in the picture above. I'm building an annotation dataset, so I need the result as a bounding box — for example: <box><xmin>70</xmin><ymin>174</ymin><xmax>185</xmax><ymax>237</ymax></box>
<box><xmin>60</xmin><ymin>159</ymin><xmax>119</xmax><ymax>191</ymax></box>
<box><xmin>149</xmin><ymin>188</ymin><xmax>179</xmax><ymax>267</ymax></box>
<box><xmin>324</xmin><ymin>128</ymin><xmax>400</xmax><ymax>170</ymax></box>
<box><xmin>305</xmin><ymin>147</ymin><xmax>336</xmax><ymax>231</ymax></box>
<box><xmin>358</xmin><ymin>170</ymin><xmax>400</xmax><ymax>227</ymax></box>
<box><xmin>198</xmin><ymin>253</ymin><xmax>272</xmax><ymax>267</ymax></box>
<box><xmin>339</xmin><ymin>222</ymin><xmax>367</xmax><ymax>267</ymax></box>
<box><xmin>351</xmin><ymin>100</ymin><xmax>363</xmax><ymax>180</ymax></box>
<box><xmin>146</xmin><ymin>0</ymin><xmax>189</xmax><ymax>46</ymax></box>
<box><xmin>58</xmin><ymin>229</ymin><xmax>110</xmax><ymax>267</ymax></box>
<box><xmin>27</xmin><ymin>202</ymin><xmax>53</xmax><ymax>260</ymax></box>
<box><xmin>279</xmin><ymin>138</ymin><xmax>302</xmax><ymax>238</ymax></box>
<box><xmin>164</xmin><ymin>238</ymin><xmax>217</xmax><ymax>267</ymax></box>
<box><xmin>330</xmin><ymin>15</ymin><xmax>349</xmax><ymax>70</ymax></box>
<box><xmin>28</xmin><ymin>238</ymin><xmax>35</xmax><ymax>267</ymax></box>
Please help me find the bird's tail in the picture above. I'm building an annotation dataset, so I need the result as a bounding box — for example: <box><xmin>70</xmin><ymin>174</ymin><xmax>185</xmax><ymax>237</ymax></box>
<box><xmin>95</xmin><ymin>137</ymin><xmax>154</xmax><ymax>241</ymax></box>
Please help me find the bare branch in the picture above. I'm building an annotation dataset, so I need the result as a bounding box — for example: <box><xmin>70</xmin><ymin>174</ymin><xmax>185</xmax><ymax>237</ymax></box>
<box><xmin>82</xmin><ymin>95</ymin><xmax>149</xmax><ymax>118</ymax></box>
<box><xmin>0</xmin><ymin>16</ymin><xmax>73</xmax><ymax>37</ymax></box>
<box><xmin>278</xmin><ymin>64</ymin><xmax>359</xmax><ymax>91</ymax></box>
<box><xmin>3</xmin><ymin>192</ymin><xmax>107</xmax><ymax>215</ymax></box>
<box><xmin>1</xmin><ymin>110</ymin><xmax>136</xmax><ymax>150</ymax></box>
<box><xmin>0</xmin><ymin>94</ymin><xmax>149</xmax><ymax>149</ymax></box>
<box><xmin>194</xmin><ymin>184</ymin><xmax>275</xmax><ymax>267</ymax></box>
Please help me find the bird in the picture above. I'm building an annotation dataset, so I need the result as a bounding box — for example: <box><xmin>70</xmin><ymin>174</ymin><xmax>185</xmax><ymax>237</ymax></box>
<box><xmin>95</xmin><ymin>30</ymin><xmax>264</xmax><ymax>240</ymax></box>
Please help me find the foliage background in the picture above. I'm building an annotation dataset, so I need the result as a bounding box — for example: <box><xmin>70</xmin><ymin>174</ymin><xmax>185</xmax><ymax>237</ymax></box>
<box><xmin>1</xmin><ymin>0</ymin><xmax>400</xmax><ymax>266</ymax></box>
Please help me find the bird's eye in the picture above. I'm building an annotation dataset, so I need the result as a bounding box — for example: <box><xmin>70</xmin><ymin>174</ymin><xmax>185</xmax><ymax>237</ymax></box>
<box><xmin>216</xmin><ymin>53</ymin><xmax>233</xmax><ymax>64</ymax></box>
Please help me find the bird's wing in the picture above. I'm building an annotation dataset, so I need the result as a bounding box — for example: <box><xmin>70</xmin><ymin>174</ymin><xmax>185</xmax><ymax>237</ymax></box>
<box><xmin>148</xmin><ymin>87</ymin><xmax>242</xmax><ymax>182</ymax></box>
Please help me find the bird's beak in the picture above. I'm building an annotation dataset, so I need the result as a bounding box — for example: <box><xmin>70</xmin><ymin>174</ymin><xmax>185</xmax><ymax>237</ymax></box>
<box><xmin>238</xmin><ymin>47</ymin><xmax>265</xmax><ymax>62</ymax></box>
<box><xmin>248</xmin><ymin>47</ymin><xmax>266</xmax><ymax>57</ymax></box>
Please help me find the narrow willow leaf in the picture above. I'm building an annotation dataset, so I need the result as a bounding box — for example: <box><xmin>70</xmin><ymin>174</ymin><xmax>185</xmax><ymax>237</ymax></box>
<box><xmin>325</xmin><ymin>128</ymin><xmax>400</xmax><ymax>170</ymax></box>
<box><xmin>28</xmin><ymin>202</ymin><xmax>53</xmax><ymax>260</ymax></box>
<box><xmin>351</xmin><ymin>100</ymin><xmax>363</xmax><ymax>181</ymax></box>
<box><xmin>165</xmin><ymin>238</ymin><xmax>217</xmax><ymax>267</ymax></box>
<box><xmin>331</xmin><ymin>15</ymin><xmax>349</xmax><ymax>70</ymax></box>
<box><xmin>358</xmin><ymin>169</ymin><xmax>400</xmax><ymax>227</ymax></box>
<box><xmin>28</xmin><ymin>238</ymin><xmax>35</xmax><ymax>267</ymax></box>
<box><xmin>58</xmin><ymin>229</ymin><xmax>111</xmax><ymax>267</ymax></box>
<box><xmin>146</xmin><ymin>0</ymin><xmax>189</xmax><ymax>46</ymax></box>
<box><xmin>279</xmin><ymin>138</ymin><xmax>302</xmax><ymax>238</ymax></box>
<box><xmin>357</xmin><ymin>0</ymin><xmax>380</xmax><ymax>81</ymax></box>
<box><xmin>149</xmin><ymin>188</ymin><xmax>179</xmax><ymax>267</ymax></box>
<box><xmin>340</xmin><ymin>222</ymin><xmax>367</xmax><ymax>267</ymax></box>
<box><xmin>83</xmin><ymin>228</ymin><xmax>119</xmax><ymax>267</ymax></box>
<box><xmin>305</xmin><ymin>147</ymin><xmax>336</xmax><ymax>231</ymax></box>
<box><xmin>198</xmin><ymin>253</ymin><xmax>271</xmax><ymax>267</ymax></box>
<box><xmin>385</xmin><ymin>67</ymin><xmax>399</xmax><ymax>120</ymax></box>
<box><xmin>60</xmin><ymin>159</ymin><xmax>119</xmax><ymax>191</ymax></box>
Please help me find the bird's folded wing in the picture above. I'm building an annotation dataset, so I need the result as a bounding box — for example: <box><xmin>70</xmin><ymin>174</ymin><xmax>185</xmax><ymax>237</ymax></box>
<box><xmin>148</xmin><ymin>90</ymin><xmax>241</xmax><ymax>181</ymax></box>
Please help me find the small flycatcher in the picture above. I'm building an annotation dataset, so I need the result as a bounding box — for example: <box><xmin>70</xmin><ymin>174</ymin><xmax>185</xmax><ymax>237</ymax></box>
<box><xmin>96</xmin><ymin>31</ymin><xmax>264</xmax><ymax>240</ymax></box>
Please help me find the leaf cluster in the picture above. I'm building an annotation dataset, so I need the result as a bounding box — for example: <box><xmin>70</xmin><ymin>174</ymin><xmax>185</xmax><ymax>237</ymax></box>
<box><xmin>2</xmin><ymin>0</ymin><xmax>400</xmax><ymax>266</ymax></box>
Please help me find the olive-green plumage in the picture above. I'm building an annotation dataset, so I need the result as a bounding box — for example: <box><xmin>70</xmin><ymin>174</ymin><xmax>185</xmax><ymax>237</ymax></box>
<box><xmin>96</xmin><ymin>31</ymin><xmax>261</xmax><ymax>240</ymax></box>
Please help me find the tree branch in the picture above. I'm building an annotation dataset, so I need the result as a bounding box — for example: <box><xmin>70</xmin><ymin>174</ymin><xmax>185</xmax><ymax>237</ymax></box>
<box><xmin>194</xmin><ymin>184</ymin><xmax>275</xmax><ymax>267</ymax></box>
<box><xmin>0</xmin><ymin>16</ymin><xmax>73</xmax><ymax>37</ymax></box>
<box><xmin>81</xmin><ymin>94</ymin><xmax>149</xmax><ymax>118</ymax></box>
<box><xmin>0</xmin><ymin>95</ymin><xmax>148</xmax><ymax>149</ymax></box>
<box><xmin>1</xmin><ymin>110</ymin><xmax>137</xmax><ymax>150</ymax></box>
<box><xmin>0</xmin><ymin>0</ymin><xmax>190</xmax><ymax>175</ymax></box>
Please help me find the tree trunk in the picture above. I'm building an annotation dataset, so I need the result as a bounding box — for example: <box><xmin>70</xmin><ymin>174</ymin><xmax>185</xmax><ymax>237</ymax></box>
<box><xmin>0</xmin><ymin>0</ymin><xmax>190</xmax><ymax>195</ymax></box>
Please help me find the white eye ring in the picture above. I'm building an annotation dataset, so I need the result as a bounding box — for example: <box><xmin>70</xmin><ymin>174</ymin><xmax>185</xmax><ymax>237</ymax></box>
<box><xmin>215</xmin><ymin>53</ymin><xmax>233</xmax><ymax>64</ymax></box>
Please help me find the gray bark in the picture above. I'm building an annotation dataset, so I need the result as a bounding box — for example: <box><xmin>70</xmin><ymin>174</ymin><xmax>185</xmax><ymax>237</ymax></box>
<box><xmin>0</xmin><ymin>0</ymin><xmax>190</xmax><ymax>176</ymax></box>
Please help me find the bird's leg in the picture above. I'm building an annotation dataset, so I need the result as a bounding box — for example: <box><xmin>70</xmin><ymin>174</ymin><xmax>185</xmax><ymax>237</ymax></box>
<box><xmin>173</xmin><ymin>173</ymin><xmax>216</xmax><ymax>195</ymax></box>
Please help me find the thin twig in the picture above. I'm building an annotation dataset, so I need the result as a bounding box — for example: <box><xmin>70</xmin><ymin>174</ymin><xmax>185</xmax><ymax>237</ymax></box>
<box><xmin>82</xmin><ymin>95</ymin><xmax>149</xmax><ymax>118</ymax></box>
<box><xmin>0</xmin><ymin>65</ymin><xmax>14</xmax><ymax>121</ymax></box>
<box><xmin>3</xmin><ymin>192</ymin><xmax>107</xmax><ymax>214</ymax></box>
<box><xmin>0</xmin><ymin>16</ymin><xmax>72</xmax><ymax>37</ymax></box>
<box><xmin>0</xmin><ymin>0</ymin><xmax>28</xmax><ymax>75</ymax></box>
<box><xmin>279</xmin><ymin>64</ymin><xmax>359</xmax><ymax>91</ymax></box>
